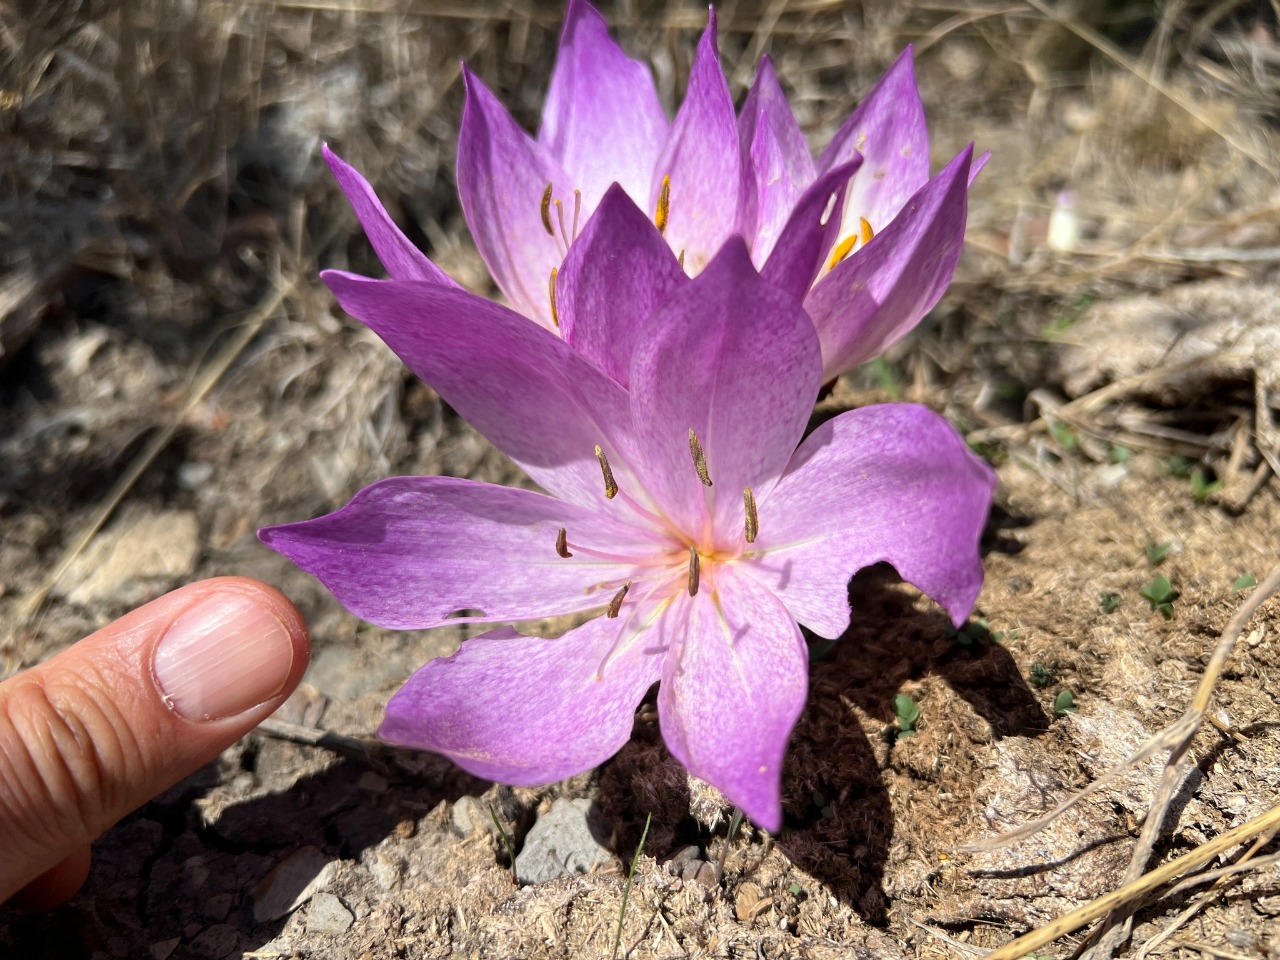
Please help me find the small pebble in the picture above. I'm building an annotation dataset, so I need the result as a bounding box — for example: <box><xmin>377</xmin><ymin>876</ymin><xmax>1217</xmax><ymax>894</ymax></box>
<box><xmin>306</xmin><ymin>892</ymin><xmax>354</xmax><ymax>935</ymax></box>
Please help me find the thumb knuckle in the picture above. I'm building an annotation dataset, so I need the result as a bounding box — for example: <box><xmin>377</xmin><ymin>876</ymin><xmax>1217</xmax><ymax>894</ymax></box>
<box><xmin>0</xmin><ymin>671</ymin><xmax>141</xmax><ymax>849</ymax></box>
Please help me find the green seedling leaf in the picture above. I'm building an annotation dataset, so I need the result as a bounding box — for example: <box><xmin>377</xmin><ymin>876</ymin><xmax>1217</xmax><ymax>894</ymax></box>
<box><xmin>1054</xmin><ymin>690</ymin><xmax>1077</xmax><ymax>716</ymax></box>
<box><xmin>1108</xmin><ymin>444</ymin><xmax>1131</xmax><ymax>464</ymax></box>
<box><xmin>1144</xmin><ymin>540</ymin><xmax>1172</xmax><ymax>566</ymax></box>
<box><xmin>1100</xmin><ymin>592</ymin><xmax>1122</xmax><ymax>614</ymax></box>
<box><xmin>1029</xmin><ymin>662</ymin><xmax>1054</xmax><ymax>688</ymax></box>
<box><xmin>1140</xmin><ymin>575</ymin><xmax>1179</xmax><ymax>619</ymax></box>
<box><xmin>1189</xmin><ymin>468</ymin><xmax>1223</xmax><ymax>504</ymax></box>
<box><xmin>1050</xmin><ymin>421</ymin><xmax>1078</xmax><ymax>450</ymax></box>
<box><xmin>894</xmin><ymin>693</ymin><xmax>921</xmax><ymax>738</ymax></box>
<box><xmin>1167</xmin><ymin>455</ymin><xmax>1192</xmax><ymax>478</ymax></box>
<box><xmin>1233</xmin><ymin>574</ymin><xmax>1257</xmax><ymax>593</ymax></box>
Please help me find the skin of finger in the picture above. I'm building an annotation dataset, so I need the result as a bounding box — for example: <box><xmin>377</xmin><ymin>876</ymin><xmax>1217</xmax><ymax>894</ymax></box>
<box><xmin>0</xmin><ymin>577</ymin><xmax>310</xmax><ymax>904</ymax></box>
<box><xmin>10</xmin><ymin>847</ymin><xmax>92</xmax><ymax>911</ymax></box>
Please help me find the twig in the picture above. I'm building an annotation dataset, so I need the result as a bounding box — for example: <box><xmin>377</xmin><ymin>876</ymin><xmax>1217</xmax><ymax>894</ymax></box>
<box><xmin>981</xmin><ymin>561</ymin><xmax>1280</xmax><ymax>960</ymax></box>
<box><xmin>982</xmin><ymin>803</ymin><xmax>1280</xmax><ymax>960</ymax></box>
<box><xmin>253</xmin><ymin>717</ymin><xmax>391</xmax><ymax>762</ymax></box>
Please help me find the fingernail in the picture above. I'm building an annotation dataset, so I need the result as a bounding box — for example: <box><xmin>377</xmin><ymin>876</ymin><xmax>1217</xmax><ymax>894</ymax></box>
<box><xmin>154</xmin><ymin>593</ymin><xmax>295</xmax><ymax>721</ymax></box>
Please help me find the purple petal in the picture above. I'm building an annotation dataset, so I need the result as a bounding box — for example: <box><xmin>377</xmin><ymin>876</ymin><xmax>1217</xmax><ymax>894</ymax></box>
<box><xmin>322</xmin><ymin>270</ymin><xmax>635</xmax><ymax>506</ymax></box>
<box><xmin>650</xmin><ymin>9</ymin><xmax>741</xmax><ymax>276</ymax></box>
<box><xmin>805</xmin><ymin>145</ymin><xmax>973</xmax><ymax>380</ymax></box>
<box><xmin>656</xmin><ymin>565</ymin><xmax>807</xmax><ymax>832</ymax></box>
<box><xmin>323</xmin><ymin>145</ymin><xmax>458</xmax><ymax>287</ymax></box>
<box><xmin>818</xmin><ymin>47</ymin><xmax>929</xmax><ymax>237</ymax></box>
<box><xmin>457</xmin><ymin>67</ymin><xmax>571</xmax><ymax>328</ymax></box>
<box><xmin>557</xmin><ymin>184</ymin><xmax>687</xmax><ymax>388</ymax></box>
<box><xmin>627</xmin><ymin>240</ymin><xmax>821</xmax><ymax>538</ymax></box>
<box><xmin>751</xmin><ymin>403</ymin><xmax>995</xmax><ymax>638</ymax></box>
<box><xmin>381</xmin><ymin>617</ymin><xmax>662</xmax><ymax>783</ymax></box>
<box><xmin>742</xmin><ymin>120</ymin><xmax>802</xmax><ymax>268</ymax></box>
<box><xmin>260</xmin><ymin>476</ymin><xmax>652</xmax><ymax>628</ymax></box>
<box><xmin>539</xmin><ymin>0</ymin><xmax>668</xmax><ymax>211</ymax></box>
<box><xmin>760</xmin><ymin>159</ymin><xmax>859</xmax><ymax>303</ymax></box>
<box><xmin>738</xmin><ymin>55</ymin><xmax>815</xmax><ymax>198</ymax></box>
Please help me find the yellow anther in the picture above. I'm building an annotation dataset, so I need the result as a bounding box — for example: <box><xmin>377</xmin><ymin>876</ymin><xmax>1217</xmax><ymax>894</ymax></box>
<box><xmin>540</xmin><ymin>182</ymin><xmax>555</xmax><ymax>236</ymax></box>
<box><xmin>655</xmin><ymin>174</ymin><xmax>671</xmax><ymax>234</ymax></box>
<box><xmin>607</xmin><ymin>581</ymin><xmax>631</xmax><ymax>618</ymax></box>
<box><xmin>688</xmin><ymin>428</ymin><xmax>712</xmax><ymax>487</ymax></box>
<box><xmin>826</xmin><ymin>233</ymin><xmax>857</xmax><ymax>272</ymax></box>
<box><xmin>594</xmin><ymin>444</ymin><xmax>618</xmax><ymax>499</ymax></box>
<box><xmin>743</xmin><ymin>487</ymin><xmax>758</xmax><ymax>543</ymax></box>
<box><xmin>859</xmin><ymin>216</ymin><xmax>875</xmax><ymax>245</ymax></box>
<box><xmin>555</xmin><ymin>527</ymin><xmax>572</xmax><ymax>558</ymax></box>
<box><xmin>687</xmin><ymin>546</ymin><xmax>701</xmax><ymax>597</ymax></box>
<box><xmin>549</xmin><ymin>266</ymin><xmax>560</xmax><ymax>327</ymax></box>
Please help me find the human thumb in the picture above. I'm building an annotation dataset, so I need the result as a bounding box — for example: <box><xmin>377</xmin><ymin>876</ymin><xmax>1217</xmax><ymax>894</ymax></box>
<box><xmin>0</xmin><ymin>577</ymin><xmax>310</xmax><ymax>906</ymax></box>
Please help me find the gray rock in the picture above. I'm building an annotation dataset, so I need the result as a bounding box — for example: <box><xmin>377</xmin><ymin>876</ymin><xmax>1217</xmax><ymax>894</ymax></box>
<box><xmin>58</xmin><ymin>507</ymin><xmax>199</xmax><ymax>607</ymax></box>
<box><xmin>451</xmin><ymin>795</ymin><xmax>496</xmax><ymax>837</ymax></box>
<box><xmin>306</xmin><ymin>892</ymin><xmax>354</xmax><ymax>935</ymax></box>
<box><xmin>251</xmin><ymin>846</ymin><xmax>336</xmax><ymax>923</ymax></box>
<box><xmin>514</xmin><ymin>798</ymin><xmax>613</xmax><ymax>884</ymax></box>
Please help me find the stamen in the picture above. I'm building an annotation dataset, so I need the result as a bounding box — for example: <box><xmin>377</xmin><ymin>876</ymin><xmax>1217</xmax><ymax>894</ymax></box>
<box><xmin>826</xmin><ymin>233</ymin><xmax>857</xmax><ymax>272</ymax></box>
<box><xmin>677</xmin><ymin>249</ymin><xmax>686</xmax><ymax>270</ymax></box>
<box><xmin>571</xmin><ymin>188</ymin><xmax>582</xmax><ymax>240</ymax></box>
<box><xmin>540</xmin><ymin>182</ymin><xmax>555</xmax><ymax>236</ymax></box>
<box><xmin>655</xmin><ymin>174</ymin><xmax>671</xmax><ymax>234</ymax></box>
<box><xmin>549</xmin><ymin>267</ymin><xmax>560</xmax><ymax>327</ymax></box>
<box><xmin>859</xmin><ymin>216</ymin><xmax>875</xmax><ymax>244</ymax></box>
<box><xmin>554</xmin><ymin>198</ymin><xmax>570</xmax><ymax>244</ymax></box>
<box><xmin>819</xmin><ymin>191</ymin><xmax>838</xmax><ymax>227</ymax></box>
<box><xmin>688</xmin><ymin>428</ymin><xmax>712</xmax><ymax>487</ymax></box>
<box><xmin>687</xmin><ymin>546</ymin><xmax>701</xmax><ymax>597</ymax></box>
<box><xmin>607</xmin><ymin>581</ymin><xmax>631</xmax><ymax>618</ymax></box>
<box><xmin>594</xmin><ymin>444</ymin><xmax>619</xmax><ymax>499</ymax></box>
<box><xmin>555</xmin><ymin>527</ymin><xmax>572</xmax><ymax>558</ymax></box>
<box><xmin>743</xmin><ymin>487</ymin><xmax>758</xmax><ymax>543</ymax></box>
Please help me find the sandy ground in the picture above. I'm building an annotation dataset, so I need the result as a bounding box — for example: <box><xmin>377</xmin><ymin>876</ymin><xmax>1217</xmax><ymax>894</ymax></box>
<box><xmin>3</xmin><ymin>1</ymin><xmax>1280</xmax><ymax>957</ymax></box>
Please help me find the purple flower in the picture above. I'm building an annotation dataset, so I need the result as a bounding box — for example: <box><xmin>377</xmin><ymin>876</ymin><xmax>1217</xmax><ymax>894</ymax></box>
<box><xmin>451</xmin><ymin>0</ymin><xmax>986</xmax><ymax>380</ymax></box>
<box><xmin>260</xmin><ymin>215</ymin><xmax>995</xmax><ymax>830</ymax></box>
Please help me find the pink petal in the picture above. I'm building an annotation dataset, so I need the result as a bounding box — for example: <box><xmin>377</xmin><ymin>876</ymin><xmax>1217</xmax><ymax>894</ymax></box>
<box><xmin>539</xmin><ymin>0</ymin><xmax>668</xmax><ymax>211</ymax></box>
<box><xmin>738</xmin><ymin>55</ymin><xmax>815</xmax><ymax>200</ymax></box>
<box><xmin>260</xmin><ymin>476</ymin><xmax>650</xmax><ymax>628</ymax></box>
<box><xmin>457</xmin><ymin>67</ymin><xmax>572</xmax><ymax>328</ymax></box>
<box><xmin>381</xmin><ymin>617</ymin><xmax>662</xmax><ymax>783</ymax></box>
<box><xmin>818</xmin><ymin>47</ymin><xmax>930</xmax><ymax>235</ymax></box>
<box><xmin>322</xmin><ymin>270</ymin><xmax>635</xmax><ymax>506</ymax></box>
<box><xmin>805</xmin><ymin>145</ymin><xmax>974</xmax><ymax>380</ymax></box>
<box><xmin>650</xmin><ymin>9</ymin><xmax>741</xmax><ymax>276</ymax></box>
<box><xmin>557</xmin><ymin>184</ymin><xmax>687</xmax><ymax>388</ymax></box>
<box><xmin>656</xmin><ymin>565</ymin><xmax>807</xmax><ymax>832</ymax></box>
<box><xmin>760</xmin><ymin>158</ymin><xmax>859</xmax><ymax>304</ymax></box>
<box><xmin>743</xmin><ymin>119</ymin><xmax>803</xmax><ymax>268</ymax></box>
<box><xmin>323</xmin><ymin>145</ymin><xmax>458</xmax><ymax>287</ymax></box>
<box><xmin>751</xmin><ymin>403</ymin><xmax>995</xmax><ymax>638</ymax></box>
<box><xmin>627</xmin><ymin>240</ymin><xmax>821</xmax><ymax>539</ymax></box>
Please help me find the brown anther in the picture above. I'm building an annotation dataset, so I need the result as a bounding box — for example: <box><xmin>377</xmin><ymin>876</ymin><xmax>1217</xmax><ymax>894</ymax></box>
<box><xmin>594</xmin><ymin>444</ymin><xmax>618</xmax><ymax>499</ymax></box>
<box><xmin>549</xmin><ymin>266</ymin><xmax>560</xmax><ymax>327</ymax></box>
<box><xmin>540</xmin><ymin>182</ymin><xmax>555</xmax><ymax>236</ymax></box>
<box><xmin>607</xmin><ymin>581</ymin><xmax>631</xmax><ymax>618</ymax></box>
<box><xmin>687</xmin><ymin>546</ymin><xmax>701</xmax><ymax>597</ymax></box>
<box><xmin>743</xmin><ymin>487</ymin><xmax>758</xmax><ymax>543</ymax></box>
<box><xmin>688</xmin><ymin>428</ymin><xmax>712</xmax><ymax>487</ymax></box>
<box><xmin>555</xmin><ymin>527</ymin><xmax>572</xmax><ymax>558</ymax></box>
<box><xmin>655</xmin><ymin>174</ymin><xmax>671</xmax><ymax>234</ymax></box>
<box><xmin>826</xmin><ymin>233</ymin><xmax>857</xmax><ymax>272</ymax></box>
<box><xmin>677</xmin><ymin>249</ymin><xmax>686</xmax><ymax>270</ymax></box>
<box><xmin>859</xmin><ymin>216</ymin><xmax>875</xmax><ymax>244</ymax></box>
